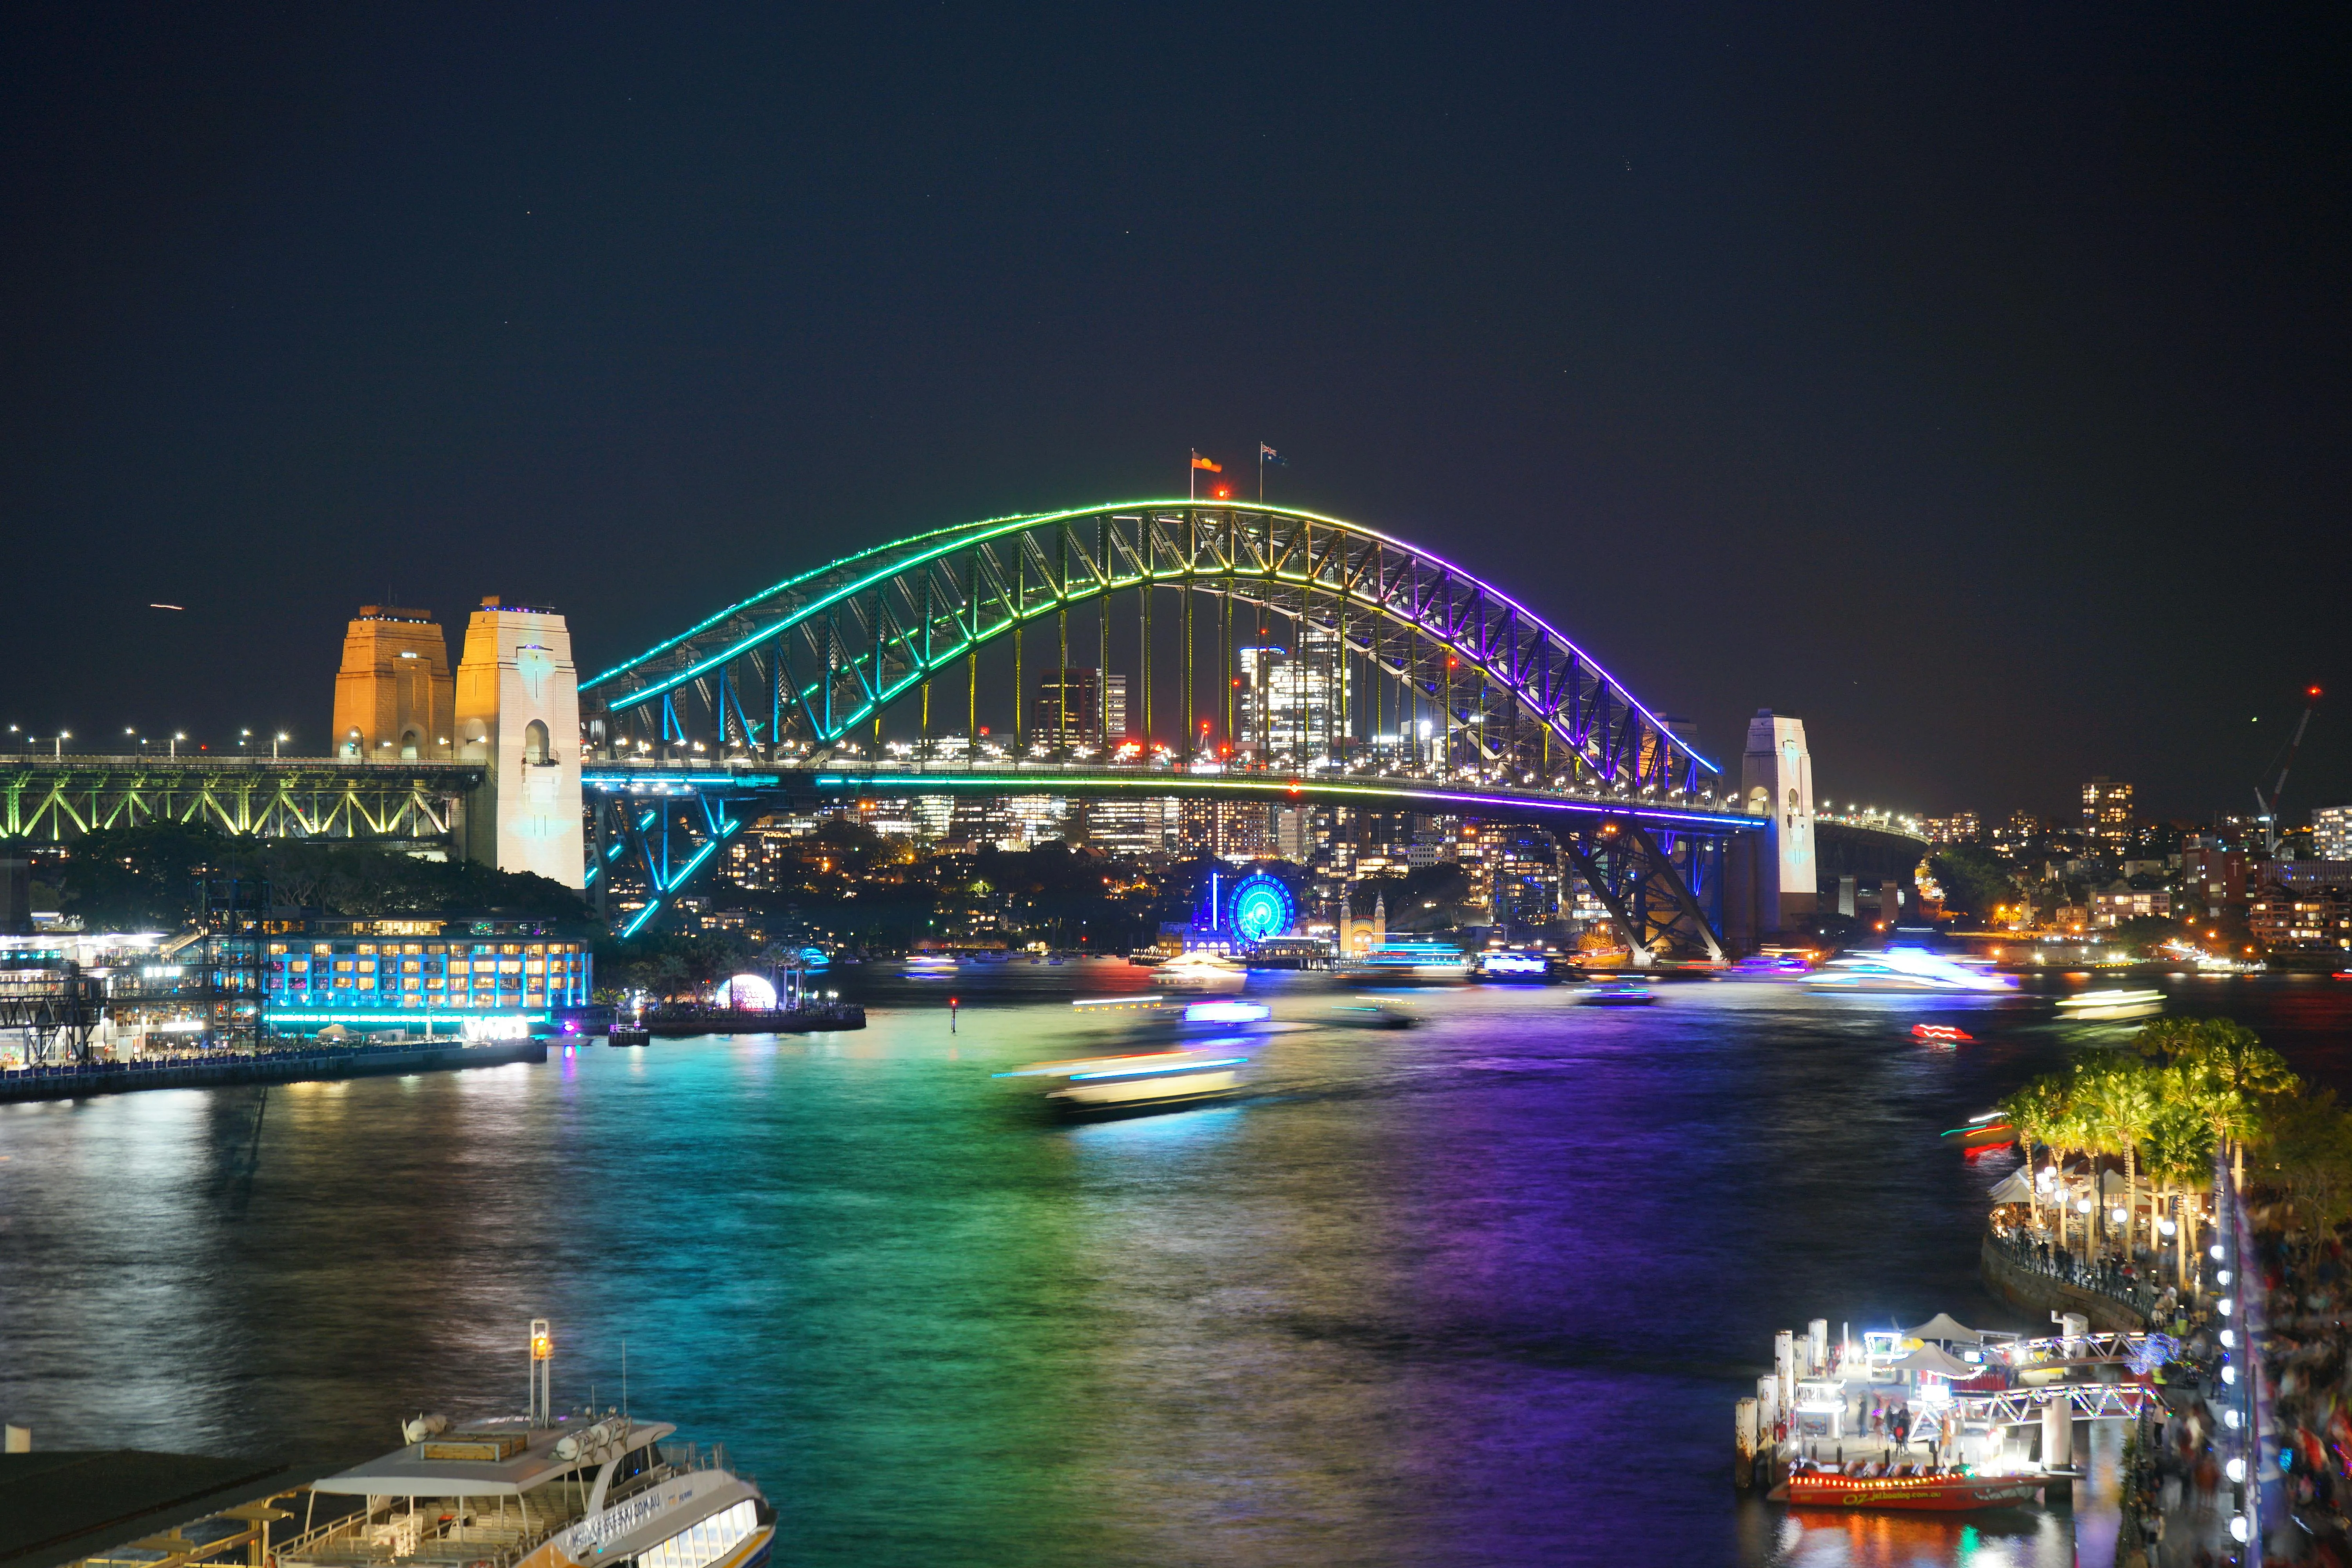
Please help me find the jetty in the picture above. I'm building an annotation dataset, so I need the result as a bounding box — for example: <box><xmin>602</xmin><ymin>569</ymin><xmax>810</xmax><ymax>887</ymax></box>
<box><xmin>1735</xmin><ymin>1312</ymin><xmax>2172</xmax><ymax>1505</ymax></box>
<box><xmin>0</xmin><ymin>1037</ymin><xmax>546</xmax><ymax>1104</ymax></box>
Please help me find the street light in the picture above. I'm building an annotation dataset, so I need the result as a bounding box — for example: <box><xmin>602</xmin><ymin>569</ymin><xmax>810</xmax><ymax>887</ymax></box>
<box><xmin>170</xmin><ymin>731</ymin><xmax>185</xmax><ymax>759</ymax></box>
<box><xmin>274</xmin><ymin>731</ymin><xmax>287</xmax><ymax>759</ymax></box>
<box><xmin>54</xmin><ymin>730</ymin><xmax>69</xmax><ymax>759</ymax></box>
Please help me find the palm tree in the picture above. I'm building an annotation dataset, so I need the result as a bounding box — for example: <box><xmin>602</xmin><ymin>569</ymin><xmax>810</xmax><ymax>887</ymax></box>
<box><xmin>2046</xmin><ymin>1089</ymin><xmax>2095</xmax><ymax>1259</ymax></box>
<box><xmin>2082</xmin><ymin>1058</ymin><xmax>2161</xmax><ymax>1259</ymax></box>
<box><xmin>2000</xmin><ymin>1078</ymin><xmax>2070</xmax><ymax>1236</ymax></box>
<box><xmin>2142</xmin><ymin>1085</ymin><xmax>2216</xmax><ymax>1292</ymax></box>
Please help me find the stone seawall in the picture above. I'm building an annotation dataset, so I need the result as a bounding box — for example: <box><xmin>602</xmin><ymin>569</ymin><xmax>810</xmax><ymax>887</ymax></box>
<box><xmin>1978</xmin><ymin>1232</ymin><xmax>2148</xmax><ymax>1332</ymax></box>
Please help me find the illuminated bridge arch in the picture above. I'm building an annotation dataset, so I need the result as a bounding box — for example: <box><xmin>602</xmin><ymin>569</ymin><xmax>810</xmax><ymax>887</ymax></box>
<box><xmin>583</xmin><ymin>501</ymin><xmax>1717</xmax><ymax>798</ymax></box>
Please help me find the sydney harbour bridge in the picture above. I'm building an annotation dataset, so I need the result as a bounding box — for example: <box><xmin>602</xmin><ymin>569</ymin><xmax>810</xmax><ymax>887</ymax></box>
<box><xmin>3</xmin><ymin>502</ymin><xmax>1923</xmax><ymax>958</ymax></box>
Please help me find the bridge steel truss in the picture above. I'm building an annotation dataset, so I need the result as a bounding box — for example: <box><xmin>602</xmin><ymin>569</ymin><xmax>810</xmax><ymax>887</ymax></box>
<box><xmin>577</xmin><ymin>501</ymin><xmax>1758</xmax><ymax>947</ymax></box>
<box><xmin>0</xmin><ymin>758</ymin><xmax>482</xmax><ymax>844</ymax></box>
<box><xmin>581</xmin><ymin>764</ymin><xmax>1759</xmax><ymax>951</ymax></box>
<box><xmin>583</xmin><ymin>502</ymin><xmax>1719</xmax><ymax>794</ymax></box>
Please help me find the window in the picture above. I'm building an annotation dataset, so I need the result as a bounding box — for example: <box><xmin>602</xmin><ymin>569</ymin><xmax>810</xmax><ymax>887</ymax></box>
<box><xmin>637</xmin><ymin>1502</ymin><xmax>758</xmax><ymax>1568</ymax></box>
<box><xmin>334</xmin><ymin>960</ymin><xmax>355</xmax><ymax>973</ymax></box>
<box><xmin>524</xmin><ymin>719</ymin><xmax>550</xmax><ymax>765</ymax></box>
<box><xmin>357</xmin><ymin>944</ymin><xmax>377</xmax><ymax>956</ymax></box>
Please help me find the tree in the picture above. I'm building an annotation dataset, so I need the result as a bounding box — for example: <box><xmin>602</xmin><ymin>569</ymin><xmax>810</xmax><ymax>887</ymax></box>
<box><xmin>1929</xmin><ymin>844</ymin><xmax>2018</xmax><ymax>922</ymax></box>
<box><xmin>2142</xmin><ymin>1083</ymin><xmax>2218</xmax><ymax>1289</ymax></box>
<box><xmin>2000</xmin><ymin>1077</ymin><xmax>2071</xmax><ymax>1234</ymax></box>
<box><xmin>2076</xmin><ymin>1058</ymin><xmax>2160</xmax><ymax>1258</ymax></box>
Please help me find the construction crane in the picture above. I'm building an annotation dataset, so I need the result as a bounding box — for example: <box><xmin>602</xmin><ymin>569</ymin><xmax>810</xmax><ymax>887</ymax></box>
<box><xmin>2254</xmin><ymin>685</ymin><xmax>2323</xmax><ymax>858</ymax></box>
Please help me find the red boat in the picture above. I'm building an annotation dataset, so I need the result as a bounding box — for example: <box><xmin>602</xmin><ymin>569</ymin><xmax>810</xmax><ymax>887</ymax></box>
<box><xmin>1912</xmin><ymin>1024</ymin><xmax>1974</xmax><ymax>1043</ymax></box>
<box><xmin>1785</xmin><ymin>1465</ymin><xmax>2043</xmax><ymax>1511</ymax></box>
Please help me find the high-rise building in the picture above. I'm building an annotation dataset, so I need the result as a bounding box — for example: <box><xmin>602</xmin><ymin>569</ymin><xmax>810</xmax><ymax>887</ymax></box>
<box><xmin>1034</xmin><ymin>668</ymin><xmax>1128</xmax><ymax>750</ymax></box>
<box><xmin>1034</xmin><ymin>668</ymin><xmax>1095</xmax><ymax>751</ymax></box>
<box><xmin>1923</xmin><ymin>813</ymin><xmax>1981</xmax><ymax>846</ymax></box>
<box><xmin>1236</xmin><ymin>627</ymin><xmax>1349</xmax><ymax>764</ymax></box>
<box><xmin>333</xmin><ymin>606</ymin><xmax>454</xmax><ymax>760</ymax></box>
<box><xmin>2315</xmin><ymin>805</ymin><xmax>2352</xmax><ymax>863</ymax></box>
<box><xmin>1086</xmin><ymin>796</ymin><xmax>1178</xmax><ymax>858</ymax></box>
<box><xmin>2082</xmin><ymin>778</ymin><xmax>2134</xmax><ymax>851</ymax></box>
<box><xmin>1180</xmin><ymin>799</ymin><xmax>1274</xmax><ymax>860</ymax></box>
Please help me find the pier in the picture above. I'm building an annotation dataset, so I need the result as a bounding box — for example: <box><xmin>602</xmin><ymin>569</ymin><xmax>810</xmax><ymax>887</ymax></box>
<box><xmin>0</xmin><ymin>1037</ymin><xmax>546</xmax><ymax>1103</ymax></box>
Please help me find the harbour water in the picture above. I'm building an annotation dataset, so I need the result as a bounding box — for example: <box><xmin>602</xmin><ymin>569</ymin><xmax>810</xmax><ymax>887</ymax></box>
<box><xmin>4</xmin><ymin>968</ymin><xmax>2347</xmax><ymax>1565</ymax></box>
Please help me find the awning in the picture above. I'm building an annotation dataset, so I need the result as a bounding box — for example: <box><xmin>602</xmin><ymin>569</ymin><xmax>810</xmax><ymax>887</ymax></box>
<box><xmin>1988</xmin><ymin>1169</ymin><xmax>2035</xmax><ymax>1205</ymax></box>
<box><xmin>1902</xmin><ymin>1312</ymin><xmax>1985</xmax><ymax>1347</ymax></box>
<box><xmin>1888</xmin><ymin>1343</ymin><xmax>1979</xmax><ymax>1378</ymax></box>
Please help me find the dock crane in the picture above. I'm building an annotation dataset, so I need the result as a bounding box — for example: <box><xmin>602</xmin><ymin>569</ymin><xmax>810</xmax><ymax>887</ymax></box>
<box><xmin>2254</xmin><ymin>685</ymin><xmax>2323</xmax><ymax>857</ymax></box>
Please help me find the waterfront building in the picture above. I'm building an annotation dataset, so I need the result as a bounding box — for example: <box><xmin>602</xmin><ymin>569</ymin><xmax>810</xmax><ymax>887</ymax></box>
<box><xmin>2249</xmin><ymin>883</ymin><xmax>2352</xmax><ymax>950</ymax></box>
<box><xmin>333</xmin><ymin>605</ymin><xmax>454</xmax><ymax>760</ymax></box>
<box><xmin>455</xmin><ymin>596</ymin><xmax>585</xmax><ymax>888</ymax></box>
<box><xmin>260</xmin><ymin>915</ymin><xmax>594</xmax><ymax>1032</ymax></box>
<box><xmin>2082</xmin><ymin>777</ymin><xmax>2134</xmax><ymax>852</ymax></box>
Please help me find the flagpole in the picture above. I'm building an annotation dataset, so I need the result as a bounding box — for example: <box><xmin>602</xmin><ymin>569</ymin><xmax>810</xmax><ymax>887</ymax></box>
<box><xmin>1190</xmin><ymin>448</ymin><xmax>1197</xmax><ymax>503</ymax></box>
<box><xmin>1258</xmin><ymin>442</ymin><xmax>1264</xmax><ymax>503</ymax></box>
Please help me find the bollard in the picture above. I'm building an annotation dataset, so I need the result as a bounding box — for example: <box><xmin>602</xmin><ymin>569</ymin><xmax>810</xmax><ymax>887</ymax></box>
<box><xmin>1775</xmin><ymin>1330</ymin><xmax>1797</xmax><ymax>1421</ymax></box>
<box><xmin>1735</xmin><ymin>1398</ymin><xmax>1758</xmax><ymax>1489</ymax></box>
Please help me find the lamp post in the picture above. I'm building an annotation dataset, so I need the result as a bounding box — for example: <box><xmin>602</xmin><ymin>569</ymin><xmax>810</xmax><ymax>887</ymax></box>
<box><xmin>54</xmin><ymin>731</ymin><xmax>68</xmax><ymax>759</ymax></box>
<box><xmin>170</xmin><ymin>732</ymin><xmax>185</xmax><ymax>759</ymax></box>
<box><xmin>274</xmin><ymin>732</ymin><xmax>287</xmax><ymax>760</ymax></box>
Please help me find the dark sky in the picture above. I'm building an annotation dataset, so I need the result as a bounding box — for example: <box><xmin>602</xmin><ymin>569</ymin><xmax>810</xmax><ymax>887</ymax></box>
<box><xmin>5</xmin><ymin>5</ymin><xmax>2347</xmax><ymax>824</ymax></box>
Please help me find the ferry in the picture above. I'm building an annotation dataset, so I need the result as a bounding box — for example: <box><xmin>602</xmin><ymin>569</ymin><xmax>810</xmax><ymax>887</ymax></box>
<box><xmin>279</xmin><ymin>1326</ymin><xmax>773</xmax><ymax>1568</ymax></box>
<box><xmin>2054</xmin><ymin>988</ymin><xmax>2163</xmax><ymax>1021</ymax></box>
<box><xmin>1582</xmin><ymin>980</ymin><xmax>1657</xmax><ymax>1006</ymax></box>
<box><xmin>995</xmin><ymin>1049</ymin><xmax>1249</xmax><ymax>1117</ymax></box>
<box><xmin>1149</xmin><ymin>952</ymin><xmax>1247</xmax><ymax>987</ymax></box>
<box><xmin>1784</xmin><ymin>1461</ymin><xmax>2042</xmax><ymax>1511</ymax></box>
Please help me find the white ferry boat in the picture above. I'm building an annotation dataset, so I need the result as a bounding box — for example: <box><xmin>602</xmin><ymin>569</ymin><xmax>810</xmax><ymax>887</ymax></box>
<box><xmin>278</xmin><ymin>1324</ymin><xmax>773</xmax><ymax>1568</ymax></box>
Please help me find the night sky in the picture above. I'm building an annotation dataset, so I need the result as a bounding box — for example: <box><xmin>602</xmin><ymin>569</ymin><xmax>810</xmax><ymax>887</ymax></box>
<box><xmin>5</xmin><ymin>6</ymin><xmax>2347</xmax><ymax>824</ymax></box>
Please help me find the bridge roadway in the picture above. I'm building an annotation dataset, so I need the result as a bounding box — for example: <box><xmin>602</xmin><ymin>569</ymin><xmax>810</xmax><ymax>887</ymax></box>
<box><xmin>1</xmin><ymin>753</ymin><xmax>479</xmax><ymax>844</ymax></box>
<box><xmin>581</xmin><ymin>759</ymin><xmax>1769</xmax><ymax>953</ymax></box>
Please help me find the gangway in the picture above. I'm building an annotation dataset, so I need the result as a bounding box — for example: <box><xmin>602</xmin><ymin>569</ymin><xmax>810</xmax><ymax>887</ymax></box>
<box><xmin>1956</xmin><ymin>1382</ymin><xmax>2158</xmax><ymax>1426</ymax></box>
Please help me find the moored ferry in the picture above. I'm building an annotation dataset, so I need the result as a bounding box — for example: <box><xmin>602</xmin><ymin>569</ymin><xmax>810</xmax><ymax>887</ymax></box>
<box><xmin>277</xmin><ymin>1324</ymin><xmax>773</xmax><ymax>1568</ymax></box>
<box><xmin>1784</xmin><ymin>1462</ymin><xmax>2042</xmax><ymax>1511</ymax></box>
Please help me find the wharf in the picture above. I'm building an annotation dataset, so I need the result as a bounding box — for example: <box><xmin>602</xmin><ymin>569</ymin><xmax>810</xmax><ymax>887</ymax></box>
<box><xmin>642</xmin><ymin>1003</ymin><xmax>867</xmax><ymax>1035</ymax></box>
<box><xmin>0</xmin><ymin>1038</ymin><xmax>546</xmax><ymax>1103</ymax></box>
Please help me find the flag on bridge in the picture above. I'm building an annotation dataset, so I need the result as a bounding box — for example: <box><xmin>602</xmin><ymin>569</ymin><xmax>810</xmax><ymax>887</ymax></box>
<box><xmin>1191</xmin><ymin>452</ymin><xmax>1221</xmax><ymax>472</ymax></box>
<box><xmin>1258</xmin><ymin>443</ymin><xmax>1287</xmax><ymax>466</ymax></box>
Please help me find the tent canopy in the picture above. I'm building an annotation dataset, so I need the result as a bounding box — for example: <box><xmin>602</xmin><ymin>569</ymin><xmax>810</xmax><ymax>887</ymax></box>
<box><xmin>1902</xmin><ymin>1312</ymin><xmax>1984</xmax><ymax>1346</ymax></box>
<box><xmin>1889</xmin><ymin>1343</ymin><xmax>1979</xmax><ymax>1378</ymax></box>
<box><xmin>1988</xmin><ymin>1169</ymin><xmax>2035</xmax><ymax>1205</ymax></box>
